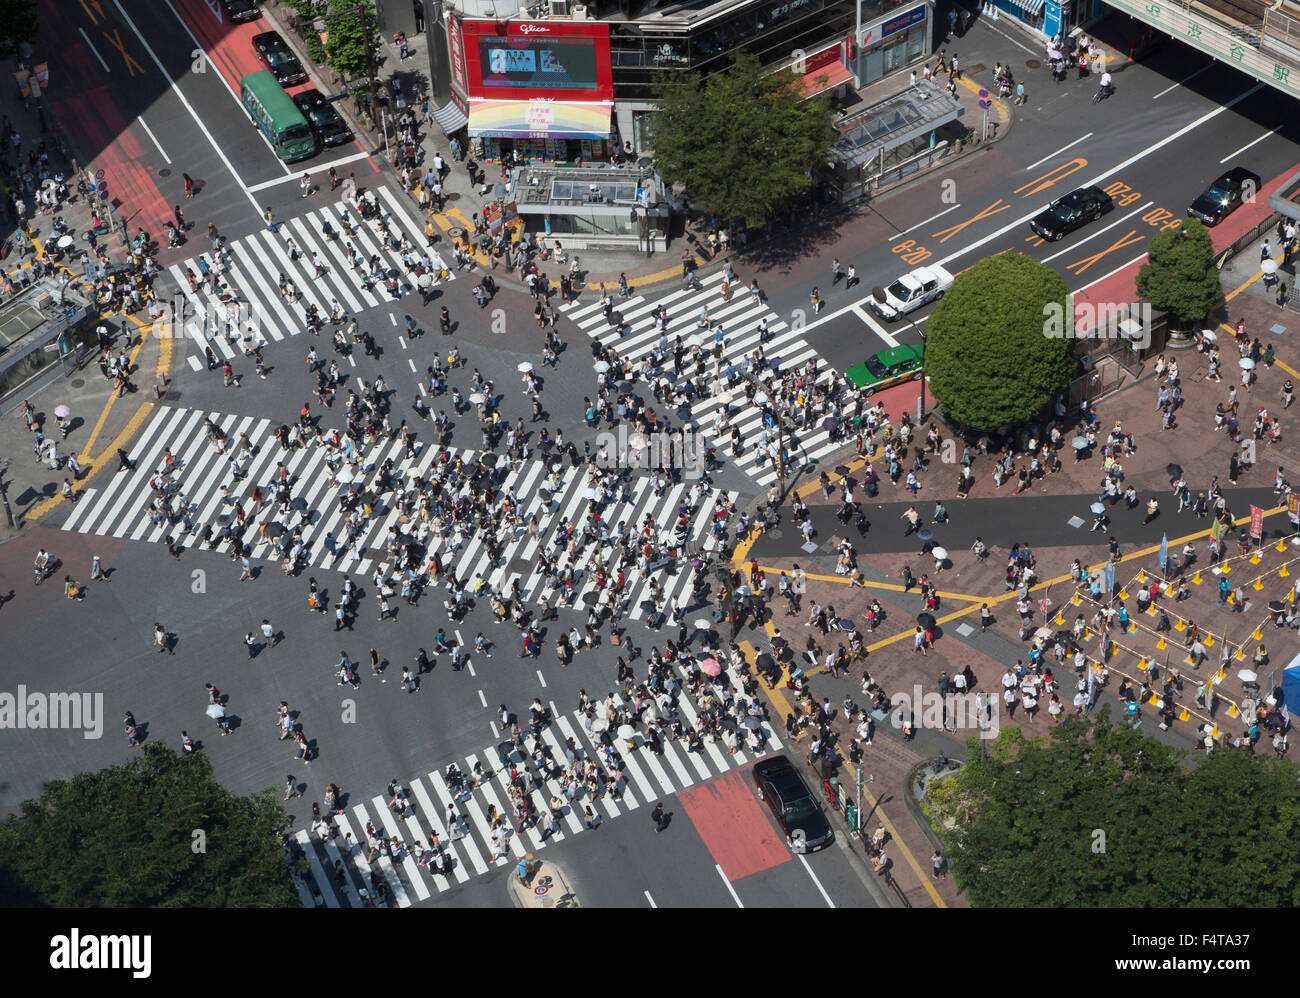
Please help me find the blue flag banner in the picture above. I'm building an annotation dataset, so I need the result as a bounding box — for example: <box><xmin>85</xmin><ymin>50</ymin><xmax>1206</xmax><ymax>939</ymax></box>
<box><xmin>1159</xmin><ymin>534</ymin><xmax>1168</xmax><ymax>574</ymax></box>
<box><xmin>1104</xmin><ymin>560</ymin><xmax>1115</xmax><ymax>593</ymax></box>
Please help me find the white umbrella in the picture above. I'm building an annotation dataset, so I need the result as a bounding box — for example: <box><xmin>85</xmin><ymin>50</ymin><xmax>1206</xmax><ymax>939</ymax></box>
<box><xmin>56</xmin><ymin>235</ymin><xmax>73</xmax><ymax>249</ymax></box>
<box><xmin>582</xmin><ymin>486</ymin><xmax>600</xmax><ymax>500</ymax></box>
<box><xmin>517</xmin><ymin>362</ymin><xmax>534</xmax><ymax>372</ymax></box>
<box><xmin>641</xmin><ymin>706</ymin><xmax>657</xmax><ymax>724</ymax></box>
<box><xmin>405</xmin><ymin>466</ymin><xmax>422</xmax><ymax>478</ymax></box>
<box><xmin>1239</xmin><ymin>358</ymin><xmax>1255</xmax><ymax>370</ymax></box>
<box><xmin>754</xmin><ymin>391</ymin><xmax>769</xmax><ymax>406</ymax></box>
<box><xmin>594</xmin><ymin>360</ymin><xmax>610</xmax><ymax>373</ymax></box>
<box><xmin>1200</xmin><ymin>329</ymin><xmax>1217</xmax><ymax>341</ymax></box>
<box><xmin>54</xmin><ymin>404</ymin><xmax>71</xmax><ymax>419</ymax></box>
<box><xmin>931</xmin><ymin>546</ymin><xmax>948</xmax><ymax>561</ymax></box>
<box><xmin>469</xmin><ymin>392</ymin><xmax>486</xmax><ymax>404</ymax></box>
<box><xmin>1238</xmin><ymin>669</ymin><xmax>1258</xmax><ymax>682</ymax></box>
<box><xmin>336</xmin><ymin>467</ymin><xmax>355</xmax><ymax>484</ymax></box>
<box><xmin>205</xmin><ymin>703</ymin><xmax>225</xmax><ymax>719</ymax></box>
<box><xmin>1262</xmin><ymin>259</ymin><xmax>1279</xmax><ymax>275</ymax></box>
<box><xmin>617</xmin><ymin>723</ymin><xmax>636</xmax><ymax>741</ymax></box>
<box><xmin>628</xmin><ymin>432</ymin><xmax>648</xmax><ymax>450</ymax></box>
<box><xmin>590</xmin><ymin>717</ymin><xmax>608</xmax><ymax>734</ymax></box>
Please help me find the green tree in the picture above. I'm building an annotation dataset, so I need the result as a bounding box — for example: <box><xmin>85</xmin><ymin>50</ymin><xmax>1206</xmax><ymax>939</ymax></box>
<box><xmin>279</xmin><ymin>0</ymin><xmax>327</xmax><ymax>63</ymax></box>
<box><xmin>0</xmin><ymin>0</ymin><xmax>39</xmax><ymax>61</ymax></box>
<box><xmin>0</xmin><ymin>742</ymin><xmax>297</xmax><ymax>907</ymax></box>
<box><xmin>650</xmin><ymin>50</ymin><xmax>832</xmax><ymax>228</ymax></box>
<box><xmin>924</xmin><ymin>252</ymin><xmax>1075</xmax><ymax>431</ymax></box>
<box><xmin>932</xmin><ymin>713</ymin><xmax>1300</xmax><ymax>907</ymax></box>
<box><xmin>325</xmin><ymin>0</ymin><xmax>378</xmax><ymax>83</ymax></box>
<box><xmin>1136</xmin><ymin>217</ymin><xmax>1222</xmax><ymax>327</ymax></box>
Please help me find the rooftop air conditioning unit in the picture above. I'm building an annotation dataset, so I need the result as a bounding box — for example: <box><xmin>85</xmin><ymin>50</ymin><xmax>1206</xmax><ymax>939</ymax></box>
<box><xmin>549</xmin><ymin>0</ymin><xmax>568</xmax><ymax>13</ymax></box>
<box><xmin>572</xmin><ymin>3</ymin><xmax>588</xmax><ymax>18</ymax></box>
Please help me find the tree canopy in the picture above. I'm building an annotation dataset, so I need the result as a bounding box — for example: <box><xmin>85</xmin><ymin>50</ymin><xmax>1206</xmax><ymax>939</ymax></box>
<box><xmin>650</xmin><ymin>50</ymin><xmax>832</xmax><ymax>228</ymax></box>
<box><xmin>924</xmin><ymin>252</ymin><xmax>1075</xmax><ymax>431</ymax></box>
<box><xmin>928</xmin><ymin>713</ymin><xmax>1300</xmax><ymax>907</ymax></box>
<box><xmin>0</xmin><ymin>0</ymin><xmax>38</xmax><ymax>62</ymax></box>
<box><xmin>0</xmin><ymin>742</ymin><xmax>297</xmax><ymax>907</ymax></box>
<box><xmin>324</xmin><ymin>0</ymin><xmax>378</xmax><ymax>83</ymax></box>
<box><xmin>1136</xmin><ymin>218</ymin><xmax>1223</xmax><ymax>327</ymax></box>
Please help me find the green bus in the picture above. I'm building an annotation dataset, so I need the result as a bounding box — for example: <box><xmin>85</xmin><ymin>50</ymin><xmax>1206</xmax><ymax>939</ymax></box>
<box><xmin>240</xmin><ymin>70</ymin><xmax>317</xmax><ymax>163</ymax></box>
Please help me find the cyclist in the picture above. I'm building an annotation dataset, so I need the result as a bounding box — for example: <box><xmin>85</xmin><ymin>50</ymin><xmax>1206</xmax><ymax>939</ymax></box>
<box><xmin>1097</xmin><ymin>70</ymin><xmax>1113</xmax><ymax>99</ymax></box>
<box><xmin>33</xmin><ymin>548</ymin><xmax>51</xmax><ymax>583</ymax></box>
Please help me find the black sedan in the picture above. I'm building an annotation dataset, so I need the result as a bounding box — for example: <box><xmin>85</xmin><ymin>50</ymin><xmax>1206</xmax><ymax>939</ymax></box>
<box><xmin>293</xmin><ymin>89</ymin><xmax>353</xmax><ymax>146</ymax></box>
<box><xmin>1029</xmin><ymin>186</ymin><xmax>1115</xmax><ymax>241</ymax></box>
<box><xmin>1187</xmin><ymin>166</ymin><xmax>1262</xmax><ymax>227</ymax></box>
<box><xmin>221</xmin><ymin>0</ymin><xmax>261</xmax><ymax>22</ymax></box>
<box><xmin>753</xmin><ymin>756</ymin><xmax>833</xmax><ymax>854</ymax></box>
<box><xmin>252</xmin><ymin>31</ymin><xmax>307</xmax><ymax>86</ymax></box>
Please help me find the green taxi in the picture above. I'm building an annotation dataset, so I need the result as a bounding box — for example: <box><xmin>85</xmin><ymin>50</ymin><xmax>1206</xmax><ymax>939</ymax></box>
<box><xmin>845</xmin><ymin>343</ymin><xmax>925</xmax><ymax>395</ymax></box>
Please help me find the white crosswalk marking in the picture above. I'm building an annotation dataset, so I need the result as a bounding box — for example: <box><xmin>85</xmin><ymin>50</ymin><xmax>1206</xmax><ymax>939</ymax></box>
<box><xmin>172</xmin><ymin>187</ymin><xmax>452</xmax><ymax>372</ymax></box>
<box><xmin>559</xmin><ymin>270</ymin><xmax>879</xmax><ymax>487</ymax></box>
<box><xmin>63</xmin><ymin>405</ymin><xmax>738</xmax><ymax>609</ymax></box>
<box><xmin>291</xmin><ymin>658</ymin><xmax>781</xmax><ymax>905</ymax></box>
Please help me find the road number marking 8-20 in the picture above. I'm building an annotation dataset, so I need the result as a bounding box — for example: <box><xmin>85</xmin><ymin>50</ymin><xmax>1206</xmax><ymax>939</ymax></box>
<box><xmin>891</xmin><ymin>239</ymin><xmax>932</xmax><ymax>264</ymax></box>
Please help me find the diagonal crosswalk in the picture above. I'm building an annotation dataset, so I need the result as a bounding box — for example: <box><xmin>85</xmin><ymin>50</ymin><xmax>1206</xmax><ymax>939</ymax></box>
<box><xmin>168</xmin><ymin>186</ymin><xmax>453</xmax><ymax>373</ymax></box>
<box><xmin>560</xmin><ymin>271</ymin><xmax>879</xmax><ymax>489</ymax></box>
<box><xmin>291</xmin><ymin>653</ymin><xmax>780</xmax><ymax>906</ymax></box>
<box><xmin>61</xmin><ymin>404</ymin><xmax>736</xmax><ymax>611</ymax></box>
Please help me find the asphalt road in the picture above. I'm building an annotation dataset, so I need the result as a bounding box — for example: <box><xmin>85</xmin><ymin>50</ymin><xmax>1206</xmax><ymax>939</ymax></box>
<box><xmin>12</xmin><ymin>10</ymin><xmax>1300</xmax><ymax>910</ymax></box>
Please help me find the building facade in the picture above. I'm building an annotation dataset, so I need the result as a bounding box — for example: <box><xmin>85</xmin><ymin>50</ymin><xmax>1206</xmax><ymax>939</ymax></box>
<box><xmin>436</xmin><ymin>0</ymin><xmax>929</xmax><ymax>157</ymax></box>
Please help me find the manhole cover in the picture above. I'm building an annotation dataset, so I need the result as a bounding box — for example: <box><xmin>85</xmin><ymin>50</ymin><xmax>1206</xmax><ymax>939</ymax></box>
<box><xmin>1026</xmin><ymin>59</ymin><xmax>1041</xmax><ymax>69</ymax></box>
<box><xmin>447</xmin><ymin>192</ymin><xmax>461</xmax><ymax>202</ymax></box>
<box><xmin>158</xmin><ymin>168</ymin><xmax>172</xmax><ymax>178</ymax></box>
<box><xmin>165</xmin><ymin>390</ymin><xmax>183</xmax><ymax>401</ymax></box>
<box><xmin>70</xmin><ymin>379</ymin><xmax>85</xmax><ymax>388</ymax></box>
<box><xmin>768</xmin><ymin>528</ymin><xmax>783</xmax><ymax>539</ymax></box>
<box><xmin>966</xmin><ymin>63</ymin><xmax>986</xmax><ymax>75</ymax></box>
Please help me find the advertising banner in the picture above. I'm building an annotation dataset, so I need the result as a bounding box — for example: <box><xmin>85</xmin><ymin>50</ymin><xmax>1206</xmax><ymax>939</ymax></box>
<box><xmin>460</xmin><ymin>19</ymin><xmax>613</xmax><ymax>103</ymax></box>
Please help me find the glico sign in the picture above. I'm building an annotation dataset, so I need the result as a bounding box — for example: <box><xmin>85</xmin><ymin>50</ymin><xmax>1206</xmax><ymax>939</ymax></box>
<box><xmin>457</xmin><ymin>18</ymin><xmax>614</xmax><ymax>103</ymax></box>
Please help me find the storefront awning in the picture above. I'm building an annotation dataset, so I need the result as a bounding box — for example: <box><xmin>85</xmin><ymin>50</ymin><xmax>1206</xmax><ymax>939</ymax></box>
<box><xmin>467</xmin><ymin>100</ymin><xmax>613</xmax><ymax>140</ymax></box>
<box><xmin>1009</xmin><ymin>0</ymin><xmax>1047</xmax><ymax>15</ymax></box>
<box><xmin>800</xmin><ymin>60</ymin><xmax>854</xmax><ymax>100</ymax></box>
<box><xmin>432</xmin><ymin>100</ymin><xmax>468</xmax><ymax>136</ymax></box>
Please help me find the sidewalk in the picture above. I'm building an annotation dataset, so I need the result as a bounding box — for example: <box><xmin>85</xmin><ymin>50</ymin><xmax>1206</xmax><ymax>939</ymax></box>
<box><xmin>0</xmin><ymin>53</ymin><xmax>169</xmax><ymax>539</ymax></box>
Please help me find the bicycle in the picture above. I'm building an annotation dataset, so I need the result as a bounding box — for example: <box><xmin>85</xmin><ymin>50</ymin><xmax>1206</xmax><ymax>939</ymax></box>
<box><xmin>1092</xmin><ymin>84</ymin><xmax>1115</xmax><ymax>103</ymax></box>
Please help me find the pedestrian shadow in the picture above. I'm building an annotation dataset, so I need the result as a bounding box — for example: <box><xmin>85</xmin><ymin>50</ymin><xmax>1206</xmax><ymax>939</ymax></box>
<box><xmin>135</xmin><ymin>722</ymin><xmax>150</xmax><ymax>744</ymax></box>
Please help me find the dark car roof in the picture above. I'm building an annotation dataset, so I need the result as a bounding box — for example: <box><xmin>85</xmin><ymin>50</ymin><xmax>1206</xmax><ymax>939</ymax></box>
<box><xmin>252</xmin><ymin>31</ymin><xmax>286</xmax><ymax>48</ymax></box>
<box><xmin>753</xmin><ymin>757</ymin><xmax>810</xmax><ymax>798</ymax></box>
<box><xmin>294</xmin><ymin>89</ymin><xmax>328</xmax><ymax>109</ymax></box>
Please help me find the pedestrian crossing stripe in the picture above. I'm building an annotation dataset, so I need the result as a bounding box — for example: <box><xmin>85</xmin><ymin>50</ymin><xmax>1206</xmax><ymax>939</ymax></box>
<box><xmin>293</xmin><ymin>655</ymin><xmax>780</xmax><ymax>906</ymax></box>
<box><xmin>171</xmin><ymin>186</ymin><xmax>453</xmax><ymax>373</ymax></box>
<box><xmin>61</xmin><ymin>404</ymin><xmax>736</xmax><ymax>614</ymax></box>
<box><xmin>559</xmin><ymin>270</ymin><xmax>871</xmax><ymax>489</ymax></box>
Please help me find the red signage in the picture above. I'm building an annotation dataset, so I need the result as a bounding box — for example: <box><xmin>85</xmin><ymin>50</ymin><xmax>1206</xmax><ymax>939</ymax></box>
<box><xmin>1250</xmin><ymin>505</ymin><xmax>1264</xmax><ymax>540</ymax></box>
<box><xmin>459</xmin><ymin>18</ymin><xmax>613</xmax><ymax>103</ymax></box>
<box><xmin>803</xmin><ymin>42</ymin><xmax>843</xmax><ymax>74</ymax></box>
<box><xmin>447</xmin><ymin>13</ymin><xmax>468</xmax><ymax>94</ymax></box>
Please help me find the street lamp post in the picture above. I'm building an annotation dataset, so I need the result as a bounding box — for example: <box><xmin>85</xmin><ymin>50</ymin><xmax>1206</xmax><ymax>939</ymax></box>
<box><xmin>0</xmin><ymin>459</ymin><xmax>14</xmax><ymax>528</ymax></box>
<box><xmin>871</xmin><ymin>286</ymin><xmax>927</xmax><ymax>420</ymax></box>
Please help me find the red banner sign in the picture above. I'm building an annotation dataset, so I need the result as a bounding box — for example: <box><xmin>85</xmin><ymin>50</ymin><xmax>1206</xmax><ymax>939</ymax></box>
<box><xmin>459</xmin><ymin>18</ymin><xmax>613</xmax><ymax>103</ymax></box>
<box><xmin>1250</xmin><ymin>505</ymin><xmax>1264</xmax><ymax>540</ymax></box>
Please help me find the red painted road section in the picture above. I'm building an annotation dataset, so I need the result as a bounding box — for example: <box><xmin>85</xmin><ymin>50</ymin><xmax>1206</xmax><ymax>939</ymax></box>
<box><xmin>39</xmin><ymin>0</ymin><xmax>174</xmax><ymax>238</ymax></box>
<box><xmin>677</xmin><ymin>767</ymin><xmax>790</xmax><ymax>881</ymax></box>
<box><xmin>1074</xmin><ymin>165</ymin><xmax>1300</xmax><ymax>318</ymax></box>
<box><xmin>171</xmin><ymin>0</ymin><xmax>296</xmax><ymax>98</ymax></box>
